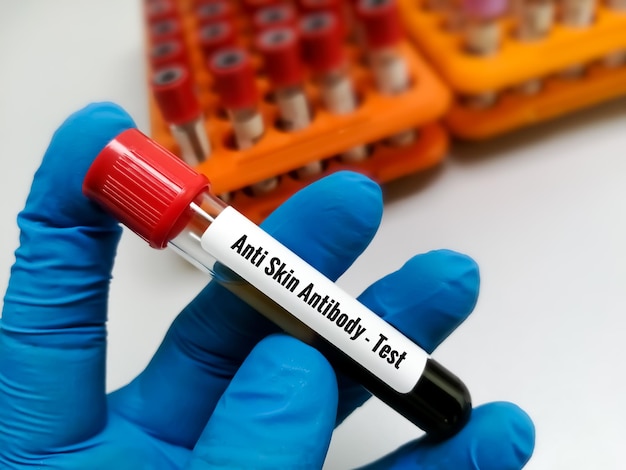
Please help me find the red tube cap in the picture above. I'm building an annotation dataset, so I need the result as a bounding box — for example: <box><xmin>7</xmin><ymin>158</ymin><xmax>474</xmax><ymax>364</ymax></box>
<box><xmin>253</xmin><ymin>4</ymin><xmax>297</xmax><ymax>31</ymax></box>
<box><xmin>300</xmin><ymin>12</ymin><xmax>344</xmax><ymax>74</ymax></box>
<box><xmin>150</xmin><ymin>39</ymin><xmax>188</xmax><ymax>68</ymax></box>
<box><xmin>198</xmin><ymin>21</ymin><xmax>237</xmax><ymax>59</ymax></box>
<box><xmin>196</xmin><ymin>0</ymin><xmax>234</xmax><ymax>25</ymax></box>
<box><xmin>83</xmin><ymin>128</ymin><xmax>210</xmax><ymax>249</ymax></box>
<box><xmin>256</xmin><ymin>27</ymin><xmax>304</xmax><ymax>88</ymax></box>
<box><xmin>151</xmin><ymin>65</ymin><xmax>201</xmax><ymax>125</ymax></box>
<box><xmin>356</xmin><ymin>0</ymin><xmax>404</xmax><ymax>49</ymax></box>
<box><xmin>149</xmin><ymin>18</ymin><xmax>183</xmax><ymax>43</ymax></box>
<box><xmin>145</xmin><ymin>0</ymin><xmax>178</xmax><ymax>22</ymax></box>
<box><xmin>210</xmin><ymin>48</ymin><xmax>259</xmax><ymax>109</ymax></box>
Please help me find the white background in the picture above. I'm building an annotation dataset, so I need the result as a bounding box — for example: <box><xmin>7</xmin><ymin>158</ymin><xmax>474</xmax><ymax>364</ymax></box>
<box><xmin>1</xmin><ymin>1</ymin><xmax>625</xmax><ymax>469</ymax></box>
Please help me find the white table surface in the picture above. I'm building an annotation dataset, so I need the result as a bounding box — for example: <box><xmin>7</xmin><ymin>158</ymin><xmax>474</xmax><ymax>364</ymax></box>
<box><xmin>2</xmin><ymin>1</ymin><xmax>626</xmax><ymax>469</ymax></box>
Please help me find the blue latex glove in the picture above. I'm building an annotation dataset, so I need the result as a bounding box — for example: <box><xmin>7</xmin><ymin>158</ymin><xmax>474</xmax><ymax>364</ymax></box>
<box><xmin>0</xmin><ymin>103</ymin><xmax>535</xmax><ymax>469</ymax></box>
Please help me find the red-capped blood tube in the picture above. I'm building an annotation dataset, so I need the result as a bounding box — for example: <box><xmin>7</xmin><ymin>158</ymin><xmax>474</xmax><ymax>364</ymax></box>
<box><xmin>197</xmin><ymin>21</ymin><xmax>237</xmax><ymax>61</ymax></box>
<box><xmin>255</xmin><ymin>28</ymin><xmax>310</xmax><ymax>128</ymax></box>
<box><xmin>210</xmin><ymin>48</ymin><xmax>278</xmax><ymax>195</ymax></box>
<box><xmin>210</xmin><ymin>48</ymin><xmax>264</xmax><ymax>150</ymax></box>
<box><xmin>252</xmin><ymin>4</ymin><xmax>298</xmax><ymax>32</ymax></box>
<box><xmin>356</xmin><ymin>0</ymin><xmax>416</xmax><ymax>146</ymax></box>
<box><xmin>151</xmin><ymin>65</ymin><xmax>210</xmax><ymax>165</ymax></box>
<box><xmin>300</xmin><ymin>12</ymin><xmax>368</xmax><ymax>162</ymax></box>
<box><xmin>514</xmin><ymin>0</ymin><xmax>554</xmax><ymax>95</ymax></box>
<box><xmin>256</xmin><ymin>27</ymin><xmax>323</xmax><ymax>177</ymax></box>
<box><xmin>356</xmin><ymin>0</ymin><xmax>407</xmax><ymax>95</ymax></box>
<box><xmin>196</xmin><ymin>0</ymin><xmax>234</xmax><ymax>26</ymax></box>
<box><xmin>150</xmin><ymin>39</ymin><xmax>188</xmax><ymax>69</ymax></box>
<box><xmin>83</xmin><ymin>128</ymin><xmax>473</xmax><ymax>440</ymax></box>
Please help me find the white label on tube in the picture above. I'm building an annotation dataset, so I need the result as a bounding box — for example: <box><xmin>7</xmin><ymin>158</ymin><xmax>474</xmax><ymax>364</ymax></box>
<box><xmin>201</xmin><ymin>206</ymin><xmax>428</xmax><ymax>394</ymax></box>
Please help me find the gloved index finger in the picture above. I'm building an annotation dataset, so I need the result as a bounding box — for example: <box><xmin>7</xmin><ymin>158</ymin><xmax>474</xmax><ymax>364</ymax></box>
<box><xmin>0</xmin><ymin>102</ymin><xmax>135</xmax><ymax>455</ymax></box>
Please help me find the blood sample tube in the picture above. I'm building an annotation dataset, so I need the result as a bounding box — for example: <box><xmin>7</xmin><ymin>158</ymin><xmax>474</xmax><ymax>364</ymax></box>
<box><xmin>256</xmin><ymin>27</ymin><xmax>323</xmax><ymax>178</ymax></box>
<box><xmin>515</xmin><ymin>0</ymin><xmax>554</xmax><ymax>41</ymax></box>
<box><xmin>197</xmin><ymin>21</ymin><xmax>238</xmax><ymax>61</ymax></box>
<box><xmin>151</xmin><ymin>65</ymin><xmax>211</xmax><ymax>165</ymax></box>
<box><xmin>460</xmin><ymin>0</ymin><xmax>507</xmax><ymax>107</ymax></box>
<box><xmin>83</xmin><ymin>128</ymin><xmax>473</xmax><ymax>440</ymax></box>
<box><xmin>559</xmin><ymin>0</ymin><xmax>597</xmax><ymax>77</ymax></box>
<box><xmin>300</xmin><ymin>12</ymin><xmax>368</xmax><ymax>162</ymax></box>
<box><xmin>514</xmin><ymin>0</ymin><xmax>554</xmax><ymax>94</ymax></box>
<box><xmin>461</xmin><ymin>0</ymin><xmax>507</xmax><ymax>56</ymax></box>
<box><xmin>603</xmin><ymin>0</ymin><xmax>626</xmax><ymax>67</ymax></box>
<box><xmin>209</xmin><ymin>47</ymin><xmax>278</xmax><ymax>195</ymax></box>
<box><xmin>356</xmin><ymin>0</ymin><xmax>416</xmax><ymax>146</ymax></box>
<box><xmin>150</xmin><ymin>39</ymin><xmax>188</xmax><ymax>69</ymax></box>
<box><xmin>210</xmin><ymin>48</ymin><xmax>264</xmax><ymax>150</ymax></box>
<box><xmin>252</xmin><ymin>4</ymin><xmax>298</xmax><ymax>32</ymax></box>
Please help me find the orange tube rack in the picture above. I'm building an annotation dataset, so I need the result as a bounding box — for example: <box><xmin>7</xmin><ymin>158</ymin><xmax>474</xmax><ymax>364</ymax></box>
<box><xmin>399</xmin><ymin>0</ymin><xmax>626</xmax><ymax>139</ymax></box>
<box><xmin>144</xmin><ymin>0</ymin><xmax>452</xmax><ymax>222</ymax></box>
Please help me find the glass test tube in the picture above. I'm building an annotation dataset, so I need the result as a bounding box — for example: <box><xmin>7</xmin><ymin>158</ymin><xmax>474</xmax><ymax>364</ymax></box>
<box><xmin>151</xmin><ymin>65</ymin><xmax>211</xmax><ymax>166</ymax></box>
<box><xmin>559</xmin><ymin>0</ymin><xmax>597</xmax><ymax>77</ymax></box>
<box><xmin>256</xmin><ymin>27</ymin><xmax>324</xmax><ymax>178</ymax></box>
<box><xmin>209</xmin><ymin>48</ymin><xmax>279</xmax><ymax>196</ymax></box>
<box><xmin>460</xmin><ymin>0</ymin><xmax>508</xmax><ymax>107</ymax></box>
<box><xmin>356</xmin><ymin>0</ymin><xmax>417</xmax><ymax>146</ymax></box>
<box><xmin>300</xmin><ymin>12</ymin><xmax>369</xmax><ymax>162</ymax></box>
<box><xmin>514</xmin><ymin>0</ymin><xmax>555</xmax><ymax>94</ymax></box>
<box><xmin>603</xmin><ymin>0</ymin><xmax>626</xmax><ymax>67</ymax></box>
<box><xmin>83</xmin><ymin>128</ymin><xmax>473</xmax><ymax>440</ymax></box>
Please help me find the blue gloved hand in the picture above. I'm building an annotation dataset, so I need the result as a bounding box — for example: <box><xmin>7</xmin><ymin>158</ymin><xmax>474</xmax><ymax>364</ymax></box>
<box><xmin>0</xmin><ymin>103</ymin><xmax>535</xmax><ymax>469</ymax></box>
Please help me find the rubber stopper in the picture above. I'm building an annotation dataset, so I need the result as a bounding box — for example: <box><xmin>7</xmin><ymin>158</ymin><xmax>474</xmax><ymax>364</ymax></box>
<box><xmin>256</xmin><ymin>27</ymin><xmax>304</xmax><ymax>88</ymax></box>
<box><xmin>196</xmin><ymin>0</ymin><xmax>233</xmax><ymax>25</ymax></box>
<box><xmin>209</xmin><ymin>48</ymin><xmax>259</xmax><ymax>109</ymax></box>
<box><xmin>83</xmin><ymin>128</ymin><xmax>210</xmax><ymax>249</ymax></box>
<box><xmin>151</xmin><ymin>65</ymin><xmax>201</xmax><ymax>125</ymax></box>
<box><xmin>150</xmin><ymin>39</ymin><xmax>188</xmax><ymax>68</ymax></box>
<box><xmin>253</xmin><ymin>4</ymin><xmax>297</xmax><ymax>31</ymax></box>
<box><xmin>355</xmin><ymin>0</ymin><xmax>404</xmax><ymax>49</ymax></box>
<box><xmin>198</xmin><ymin>21</ymin><xmax>237</xmax><ymax>59</ymax></box>
<box><xmin>300</xmin><ymin>12</ymin><xmax>344</xmax><ymax>74</ymax></box>
<box><xmin>145</xmin><ymin>0</ymin><xmax>178</xmax><ymax>22</ymax></box>
<box><xmin>149</xmin><ymin>18</ymin><xmax>183</xmax><ymax>43</ymax></box>
<box><xmin>298</xmin><ymin>0</ymin><xmax>346</xmax><ymax>35</ymax></box>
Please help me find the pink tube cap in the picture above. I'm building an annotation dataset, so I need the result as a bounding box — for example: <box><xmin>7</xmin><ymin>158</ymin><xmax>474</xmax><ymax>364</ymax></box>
<box><xmin>462</xmin><ymin>0</ymin><xmax>508</xmax><ymax>19</ymax></box>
